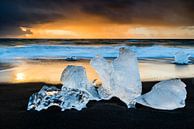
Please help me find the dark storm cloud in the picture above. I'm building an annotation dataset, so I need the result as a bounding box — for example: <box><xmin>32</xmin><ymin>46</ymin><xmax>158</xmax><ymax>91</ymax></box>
<box><xmin>0</xmin><ymin>0</ymin><xmax>194</xmax><ymax>37</ymax></box>
<box><xmin>82</xmin><ymin>0</ymin><xmax>194</xmax><ymax>25</ymax></box>
<box><xmin>0</xmin><ymin>0</ymin><xmax>73</xmax><ymax>37</ymax></box>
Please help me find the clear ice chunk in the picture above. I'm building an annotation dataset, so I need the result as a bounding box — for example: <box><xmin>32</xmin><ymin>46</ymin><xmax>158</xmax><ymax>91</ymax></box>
<box><xmin>174</xmin><ymin>51</ymin><xmax>190</xmax><ymax>65</ymax></box>
<box><xmin>27</xmin><ymin>65</ymin><xmax>100</xmax><ymax>111</ymax></box>
<box><xmin>136</xmin><ymin>79</ymin><xmax>187</xmax><ymax>110</ymax></box>
<box><xmin>27</xmin><ymin>86</ymin><xmax>90</xmax><ymax>111</ymax></box>
<box><xmin>111</xmin><ymin>48</ymin><xmax>142</xmax><ymax>107</ymax></box>
<box><xmin>90</xmin><ymin>48</ymin><xmax>142</xmax><ymax>107</ymax></box>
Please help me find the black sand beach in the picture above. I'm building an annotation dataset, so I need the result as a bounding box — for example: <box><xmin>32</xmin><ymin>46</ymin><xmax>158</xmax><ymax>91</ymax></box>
<box><xmin>0</xmin><ymin>79</ymin><xmax>194</xmax><ymax>129</ymax></box>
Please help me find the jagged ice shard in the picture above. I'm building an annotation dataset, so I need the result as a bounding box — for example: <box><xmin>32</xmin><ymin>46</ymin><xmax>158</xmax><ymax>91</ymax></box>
<box><xmin>27</xmin><ymin>86</ymin><xmax>90</xmax><ymax>111</ymax></box>
<box><xmin>136</xmin><ymin>79</ymin><xmax>187</xmax><ymax>110</ymax></box>
<box><xmin>90</xmin><ymin>48</ymin><xmax>142</xmax><ymax>108</ymax></box>
<box><xmin>174</xmin><ymin>51</ymin><xmax>190</xmax><ymax>65</ymax></box>
<box><xmin>27</xmin><ymin>66</ymin><xmax>99</xmax><ymax>111</ymax></box>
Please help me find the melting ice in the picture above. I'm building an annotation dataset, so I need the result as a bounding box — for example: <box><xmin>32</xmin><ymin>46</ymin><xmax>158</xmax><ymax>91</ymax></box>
<box><xmin>91</xmin><ymin>48</ymin><xmax>142</xmax><ymax>107</ymax></box>
<box><xmin>174</xmin><ymin>51</ymin><xmax>191</xmax><ymax>65</ymax></box>
<box><xmin>136</xmin><ymin>79</ymin><xmax>187</xmax><ymax>110</ymax></box>
<box><xmin>27</xmin><ymin>66</ymin><xmax>99</xmax><ymax>111</ymax></box>
<box><xmin>27</xmin><ymin>86</ymin><xmax>91</xmax><ymax>111</ymax></box>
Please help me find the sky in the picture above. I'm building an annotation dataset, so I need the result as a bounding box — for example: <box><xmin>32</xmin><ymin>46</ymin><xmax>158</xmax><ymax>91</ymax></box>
<box><xmin>0</xmin><ymin>0</ymin><xmax>194</xmax><ymax>39</ymax></box>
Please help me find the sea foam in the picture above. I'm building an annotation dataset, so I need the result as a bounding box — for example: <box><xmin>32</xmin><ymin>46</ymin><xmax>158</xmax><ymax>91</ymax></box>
<box><xmin>1</xmin><ymin>45</ymin><xmax>194</xmax><ymax>61</ymax></box>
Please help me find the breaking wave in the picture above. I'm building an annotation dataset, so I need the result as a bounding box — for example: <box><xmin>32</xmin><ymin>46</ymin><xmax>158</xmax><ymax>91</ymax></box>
<box><xmin>1</xmin><ymin>45</ymin><xmax>194</xmax><ymax>60</ymax></box>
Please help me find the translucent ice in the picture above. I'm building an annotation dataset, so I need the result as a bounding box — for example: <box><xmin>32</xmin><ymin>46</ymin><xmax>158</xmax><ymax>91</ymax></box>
<box><xmin>27</xmin><ymin>86</ymin><xmax>90</xmax><ymax>111</ymax></box>
<box><xmin>136</xmin><ymin>79</ymin><xmax>187</xmax><ymax>110</ymax></box>
<box><xmin>60</xmin><ymin>65</ymin><xmax>99</xmax><ymax>100</ymax></box>
<box><xmin>174</xmin><ymin>51</ymin><xmax>190</xmax><ymax>65</ymax></box>
<box><xmin>61</xmin><ymin>65</ymin><xmax>90</xmax><ymax>90</ymax></box>
<box><xmin>27</xmin><ymin>65</ymin><xmax>99</xmax><ymax>111</ymax></box>
<box><xmin>90</xmin><ymin>48</ymin><xmax>142</xmax><ymax>107</ymax></box>
<box><xmin>90</xmin><ymin>56</ymin><xmax>113</xmax><ymax>99</ymax></box>
<box><xmin>111</xmin><ymin>48</ymin><xmax>142</xmax><ymax>107</ymax></box>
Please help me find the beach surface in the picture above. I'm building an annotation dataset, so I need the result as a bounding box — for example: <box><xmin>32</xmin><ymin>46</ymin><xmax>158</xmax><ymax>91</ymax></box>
<box><xmin>1</xmin><ymin>59</ymin><xmax>194</xmax><ymax>84</ymax></box>
<box><xmin>0</xmin><ymin>79</ymin><xmax>194</xmax><ymax>129</ymax></box>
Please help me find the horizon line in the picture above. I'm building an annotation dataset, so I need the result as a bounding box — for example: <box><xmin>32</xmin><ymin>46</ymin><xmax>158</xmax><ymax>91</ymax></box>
<box><xmin>0</xmin><ymin>38</ymin><xmax>194</xmax><ymax>40</ymax></box>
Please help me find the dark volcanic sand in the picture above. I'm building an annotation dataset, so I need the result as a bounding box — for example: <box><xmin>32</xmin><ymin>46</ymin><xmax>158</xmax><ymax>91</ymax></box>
<box><xmin>0</xmin><ymin>79</ymin><xmax>194</xmax><ymax>129</ymax></box>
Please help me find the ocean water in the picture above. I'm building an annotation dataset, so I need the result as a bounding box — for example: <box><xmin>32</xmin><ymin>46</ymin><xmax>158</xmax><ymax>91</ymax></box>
<box><xmin>1</xmin><ymin>39</ymin><xmax>194</xmax><ymax>60</ymax></box>
<box><xmin>0</xmin><ymin>39</ymin><xmax>194</xmax><ymax>84</ymax></box>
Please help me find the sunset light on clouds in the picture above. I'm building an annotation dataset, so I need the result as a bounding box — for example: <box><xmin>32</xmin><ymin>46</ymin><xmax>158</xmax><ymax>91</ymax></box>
<box><xmin>1</xmin><ymin>0</ymin><xmax>194</xmax><ymax>39</ymax></box>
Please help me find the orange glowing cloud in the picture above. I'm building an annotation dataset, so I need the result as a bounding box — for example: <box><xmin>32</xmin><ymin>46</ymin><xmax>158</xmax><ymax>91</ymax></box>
<box><xmin>17</xmin><ymin>13</ymin><xmax>194</xmax><ymax>39</ymax></box>
<box><xmin>18</xmin><ymin>17</ymin><xmax>132</xmax><ymax>39</ymax></box>
<box><xmin>1</xmin><ymin>0</ymin><xmax>194</xmax><ymax>39</ymax></box>
<box><xmin>19</xmin><ymin>20</ymin><xmax>194</xmax><ymax>39</ymax></box>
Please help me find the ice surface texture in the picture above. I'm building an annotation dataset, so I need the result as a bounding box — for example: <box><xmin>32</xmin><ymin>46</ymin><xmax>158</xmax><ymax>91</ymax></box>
<box><xmin>90</xmin><ymin>56</ymin><xmax>113</xmax><ymax>100</ymax></box>
<box><xmin>174</xmin><ymin>51</ymin><xmax>190</xmax><ymax>65</ymax></box>
<box><xmin>136</xmin><ymin>79</ymin><xmax>187</xmax><ymax>110</ymax></box>
<box><xmin>91</xmin><ymin>48</ymin><xmax>142</xmax><ymax>107</ymax></box>
<box><xmin>27</xmin><ymin>66</ymin><xmax>99</xmax><ymax>111</ymax></box>
<box><xmin>27</xmin><ymin>86</ymin><xmax>90</xmax><ymax>111</ymax></box>
<box><xmin>60</xmin><ymin>65</ymin><xmax>99</xmax><ymax>100</ymax></box>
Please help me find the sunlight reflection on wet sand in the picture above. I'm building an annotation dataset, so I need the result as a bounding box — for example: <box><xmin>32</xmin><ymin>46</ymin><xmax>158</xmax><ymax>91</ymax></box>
<box><xmin>0</xmin><ymin>60</ymin><xmax>194</xmax><ymax>84</ymax></box>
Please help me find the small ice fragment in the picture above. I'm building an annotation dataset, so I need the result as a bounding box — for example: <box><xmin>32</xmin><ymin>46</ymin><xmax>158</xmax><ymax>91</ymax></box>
<box><xmin>136</xmin><ymin>79</ymin><xmax>187</xmax><ymax>110</ymax></box>
<box><xmin>174</xmin><ymin>51</ymin><xmax>190</xmax><ymax>65</ymax></box>
<box><xmin>90</xmin><ymin>48</ymin><xmax>142</xmax><ymax>107</ymax></box>
<box><xmin>65</xmin><ymin>56</ymin><xmax>78</xmax><ymax>61</ymax></box>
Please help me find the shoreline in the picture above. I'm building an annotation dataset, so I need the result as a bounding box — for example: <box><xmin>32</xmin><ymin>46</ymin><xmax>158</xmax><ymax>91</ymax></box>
<box><xmin>1</xmin><ymin>59</ymin><xmax>194</xmax><ymax>84</ymax></box>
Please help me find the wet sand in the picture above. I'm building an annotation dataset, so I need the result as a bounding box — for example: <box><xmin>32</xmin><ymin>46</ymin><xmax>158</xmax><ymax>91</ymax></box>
<box><xmin>0</xmin><ymin>78</ymin><xmax>194</xmax><ymax>129</ymax></box>
<box><xmin>0</xmin><ymin>63</ymin><xmax>14</xmax><ymax>70</ymax></box>
<box><xmin>1</xmin><ymin>59</ymin><xmax>194</xmax><ymax>84</ymax></box>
